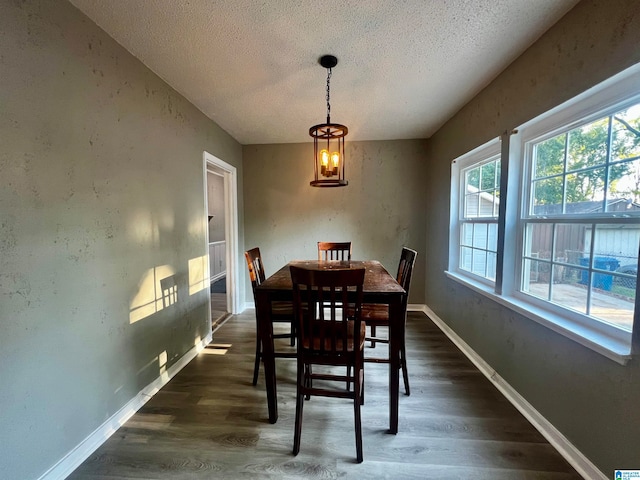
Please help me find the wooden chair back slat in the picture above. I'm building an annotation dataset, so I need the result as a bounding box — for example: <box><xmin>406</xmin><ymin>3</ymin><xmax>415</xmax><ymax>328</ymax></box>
<box><xmin>317</xmin><ymin>241</ymin><xmax>352</xmax><ymax>261</ymax></box>
<box><xmin>396</xmin><ymin>247</ymin><xmax>417</xmax><ymax>308</ymax></box>
<box><xmin>291</xmin><ymin>266</ymin><xmax>364</xmax><ymax>358</ymax></box>
<box><xmin>244</xmin><ymin>247</ymin><xmax>266</xmax><ymax>298</ymax></box>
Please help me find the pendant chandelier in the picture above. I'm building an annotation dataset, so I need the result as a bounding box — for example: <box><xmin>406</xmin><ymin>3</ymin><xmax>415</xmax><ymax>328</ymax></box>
<box><xmin>309</xmin><ymin>55</ymin><xmax>348</xmax><ymax>187</ymax></box>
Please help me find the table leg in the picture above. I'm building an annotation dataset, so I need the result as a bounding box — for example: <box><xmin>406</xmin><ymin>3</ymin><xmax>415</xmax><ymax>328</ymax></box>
<box><xmin>256</xmin><ymin>290</ymin><xmax>278</xmax><ymax>423</ymax></box>
<box><xmin>388</xmin><ymin>294</ymin><xmax>402</xmax><ymax>434</ymax></box>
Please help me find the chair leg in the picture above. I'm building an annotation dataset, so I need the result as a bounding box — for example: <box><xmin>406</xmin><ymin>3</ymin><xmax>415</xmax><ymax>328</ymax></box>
<box><xmin>304</xmin><ymin>364</ymin><xmax>311</xmax><ymax>400</ymax></box>
<box><xmin>400</xmin><ymin>343</ymin><xmax>410</xmax><ymax>396</ymax></box>
<box><xmin>290</xmin><ymin>320</ymin><xmax>296</xmax><ymax>347</ymax></box>
<box><xmin>252</xmin><ymin>335</ymin><xmax>261</xmax><ymax>386</ymax></box>
<box><xmin>370</xmin><ymin>325</ymin><xmax>376</xmax><ymax>348</ymax></box>
<box><xmin>346</xmin><ymin>365</ymin><xmax>351</xmax><ymax>391</ymax></box>
<box><xmin>360</xmin><ymin>365</ymin><xmax>365</xmax><ymax>405</ymax></box>
<box><xmin>353</xmin><ymin>367</ymin><xmax>363</xmax><ymax>463</ymax></box>
<box><xmin>293</xmin><ymin>364</ymin><xmax>305</xmax><ymax>456</ymax></box>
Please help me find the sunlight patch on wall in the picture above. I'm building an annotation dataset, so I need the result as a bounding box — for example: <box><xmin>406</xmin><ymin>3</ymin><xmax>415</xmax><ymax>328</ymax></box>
<box><xmin>128</xmin><ymin>209</ymin><xmax>160</xmax><ymax>245</ymax></box>
<box><xmin>129</xmin><ymin>265</ymin><xmax>176</xmax><ymax>324</ymax></box>
<box><xmin>188</xmin><ymin>255</ymin><xmax>209</xmax><ymax>295</ymax></box>
<box><xmin>158</xmin><ymin>350</ymin><xmax>169</xmax><ymax>382</ymax></box>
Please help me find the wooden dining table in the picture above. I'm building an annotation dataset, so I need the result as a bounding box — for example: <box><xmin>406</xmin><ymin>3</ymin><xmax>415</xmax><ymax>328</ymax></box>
<box><xmin>255</xmin><ymin>259</ymin><xmax>406</xmax><ymax>434</ymax></box>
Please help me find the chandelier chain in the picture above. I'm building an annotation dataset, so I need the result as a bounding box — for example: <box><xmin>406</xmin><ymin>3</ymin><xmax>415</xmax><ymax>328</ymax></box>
<box><xmin>326</xmin><ymin>68</ymin><xmax>332</xmax><ymax>121</ymax></box>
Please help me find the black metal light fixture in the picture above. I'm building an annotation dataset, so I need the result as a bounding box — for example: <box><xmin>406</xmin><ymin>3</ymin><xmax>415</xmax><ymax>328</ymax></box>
<box><xmin>309</xmin><ymin>55</ymin><xmax>348</xmax><ymax>187</ymax></box>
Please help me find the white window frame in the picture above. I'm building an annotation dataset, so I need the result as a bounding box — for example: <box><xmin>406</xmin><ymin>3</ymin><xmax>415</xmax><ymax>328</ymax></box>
<box><xmin>449</xmin><ymin>138</ymin><xmax>501</xmax><ymax>286</ymax></box>
<box><xmin>447</xmin><ymin>63</ymin><xmax>640</xmax><ymax>364</ymax></box>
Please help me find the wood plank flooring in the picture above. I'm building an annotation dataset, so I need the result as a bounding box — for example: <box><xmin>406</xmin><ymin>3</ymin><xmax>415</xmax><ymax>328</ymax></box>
<box><xmin>68</xmin><ymin>311</ymin><xmax>583</xmax><ymax>479</ymax></box>
<box><xmin>210</xmin><ymin>290</ymin><xmax>228</xmax><ymax>330</ymax></box>
<box><xmin>210</xmin><ymin>277</ymin><xmax>228</xmax><ymax>329</ymax></box>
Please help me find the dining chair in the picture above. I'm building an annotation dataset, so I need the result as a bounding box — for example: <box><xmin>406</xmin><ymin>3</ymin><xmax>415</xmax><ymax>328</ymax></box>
<box><xmin>317</xmin><ymin>241</ymin><xmax>352</xmax><ymax>261</ymax></box>
<box><xmin>363</xmin><ymin>246</ymin><xmax>417</xmax><ymax>396</ymax></box>
<box><xmin>245</xmin><ymin>247</ymin><xmax>296</xmax><ymax>386</ymax></box>
<box><xmin>290</xmin><ymin>265</ymin><xmax>366</xmax><ymax>463</ymax></box>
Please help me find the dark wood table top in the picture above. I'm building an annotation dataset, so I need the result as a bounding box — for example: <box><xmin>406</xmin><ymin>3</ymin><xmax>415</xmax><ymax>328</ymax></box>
<box><xmin>256</xmin><ymin>260</ymin><xmax>405</xmax><ymax>297</ymax></box>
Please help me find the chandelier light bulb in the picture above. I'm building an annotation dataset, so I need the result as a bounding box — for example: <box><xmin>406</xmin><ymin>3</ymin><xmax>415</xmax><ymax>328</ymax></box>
<box><xmin>320</xmin><ymin>149</ymin><xmax>330</xmax><ymax>166</ymax></box>
<box><xmin>331</xmin><ymin>151</ymin><xmax>340</xmax><ymax>169</ymax></box>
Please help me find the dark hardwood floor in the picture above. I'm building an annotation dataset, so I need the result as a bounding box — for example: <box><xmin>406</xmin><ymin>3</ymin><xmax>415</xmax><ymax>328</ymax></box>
<box><xmin>210</xmin><ymin>292</ymin><xmax>228</xmax><ymax>330</ymax></box>
<box><xmin>68</xmin><ymin>311</ymin><xmax>583</xmax><ymax>479</ymax></box>
<box><xmin>210</xmin><ymin>277</ymin><xmax>228</xmax><ymax>330</ymax></box>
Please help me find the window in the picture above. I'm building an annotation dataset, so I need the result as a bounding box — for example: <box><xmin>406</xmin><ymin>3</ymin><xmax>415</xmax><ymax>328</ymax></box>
<box><xmin>521</xmin><ymin>104</ymin><xmax>640</xmax><ymax>333</ymax></box>
<box><xmin>448</xmin><ymin>63</ymin><xmax>640</xmax><ymax>363</ymax></box>
<box><xmin>450</xmin><ymin>138</ymin><xmax>501</xmax><ymax>284</ymax></box>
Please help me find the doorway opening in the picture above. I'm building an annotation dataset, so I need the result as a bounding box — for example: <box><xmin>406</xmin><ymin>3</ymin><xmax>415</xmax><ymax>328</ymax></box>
<box><xmin>204</xmin><ymin>152</ymin><xmax>240</xmax><ymax>331</ymax></box>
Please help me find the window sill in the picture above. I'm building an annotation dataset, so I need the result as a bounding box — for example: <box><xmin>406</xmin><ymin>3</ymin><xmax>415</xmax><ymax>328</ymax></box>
<box><xmin>445</xmin><ymin>270</ymin><xmax>633</xmax><ymax>365</ymax></box>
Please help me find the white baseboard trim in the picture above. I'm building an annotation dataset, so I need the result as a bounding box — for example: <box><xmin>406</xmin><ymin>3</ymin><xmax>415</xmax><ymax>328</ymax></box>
<box><xmin>39</xmin><ymin>331</ymin><xmax>214</xmax><ymax>480</ymax></box>
<box><xmin>414</xmin><ymin>304</ymin><xmax>605</xmax><ymax>480</ymax></box>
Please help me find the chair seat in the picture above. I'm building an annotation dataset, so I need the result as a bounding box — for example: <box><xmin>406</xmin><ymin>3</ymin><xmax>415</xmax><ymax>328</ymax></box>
<box><xmin>271</xmin><ymin>301</ymin><xmax>294</xmax><ymax>316</ymax></box>
<box><xmin>301</xmin><ymin>320</ymin><xmax>366</xmax><ymax>352</ymax></box>
<box><xmin>361</xmin><ymin>304</ymin><xmax>390</xmax><ymax>326</ymax></box>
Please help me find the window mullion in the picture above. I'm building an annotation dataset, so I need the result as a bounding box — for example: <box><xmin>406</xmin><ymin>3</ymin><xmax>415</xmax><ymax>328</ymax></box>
<box><xmin>562</xmin><ymin>132</ymin><xmax>569</xmax><ymax>215</ymax></box>
<box><xmin>495</xmin><ymin>132</ymin><xmax>510</xmax><ymax>294</ymax></box>
<box><xmin>548</xmin><ymin>224</ymin><xmax>556</xmax><ymax>302</ymax></box>
<box><xmin>585</xmin><ymin>223</ymin><xmax>597</xmax><ymax>316</ymax></box>
<box><xmin>603</xmin><ymin>115</ymin><xmax>613</xmax><ymax>212</ymax></box>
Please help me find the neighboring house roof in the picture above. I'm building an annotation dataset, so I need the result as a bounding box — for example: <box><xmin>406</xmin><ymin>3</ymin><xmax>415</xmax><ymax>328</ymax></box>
<box><xmin>466</xmin><ymin>185</ymin><xmax>500</xmax><ymax>203</ymax></box>
<box><xmin>533</xmin><ymin>198</ymin><xmax>640</xmax><ymax>215</ymax></box>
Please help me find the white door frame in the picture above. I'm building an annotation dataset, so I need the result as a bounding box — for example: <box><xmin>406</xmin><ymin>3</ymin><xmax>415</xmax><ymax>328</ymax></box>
<box><xmin>203</xmin><ymin>151</ymin><xmax>240</xmax><ymax>315</ymax></box>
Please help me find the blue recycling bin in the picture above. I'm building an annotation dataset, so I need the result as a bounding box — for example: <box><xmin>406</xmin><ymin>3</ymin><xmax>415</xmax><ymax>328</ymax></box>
<box><xmin>579</xmin><ymin>256</ymin><xmax>620</xmax><ymax>290</ymax></box>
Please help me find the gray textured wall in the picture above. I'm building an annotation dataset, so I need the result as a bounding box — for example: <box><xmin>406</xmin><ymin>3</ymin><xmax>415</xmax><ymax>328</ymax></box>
<box><xmin>425</xmin><ymin>0</ymin><xmax>640</xmax><ymax>473</ymax></box>
<box><xmin>243</xmin><ymin>140</ymin><xmax>427</xmax><ymax>304</ymax></box>
<box><xmin>4</xmin><ymin>0</ymin><xmax>640</xmax><ymax>477</ymax></box>
<box><xmin>0</xmin><ymin>1</ymin><xmax>243</xmax><ymax>478</ymax></box>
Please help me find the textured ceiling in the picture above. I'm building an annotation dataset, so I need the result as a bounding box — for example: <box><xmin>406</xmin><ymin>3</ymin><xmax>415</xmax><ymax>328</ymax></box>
<box><xmin>68</xmin><ymin>0</ymin><xmax>580</xmax><ymax>144</ymax></box>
